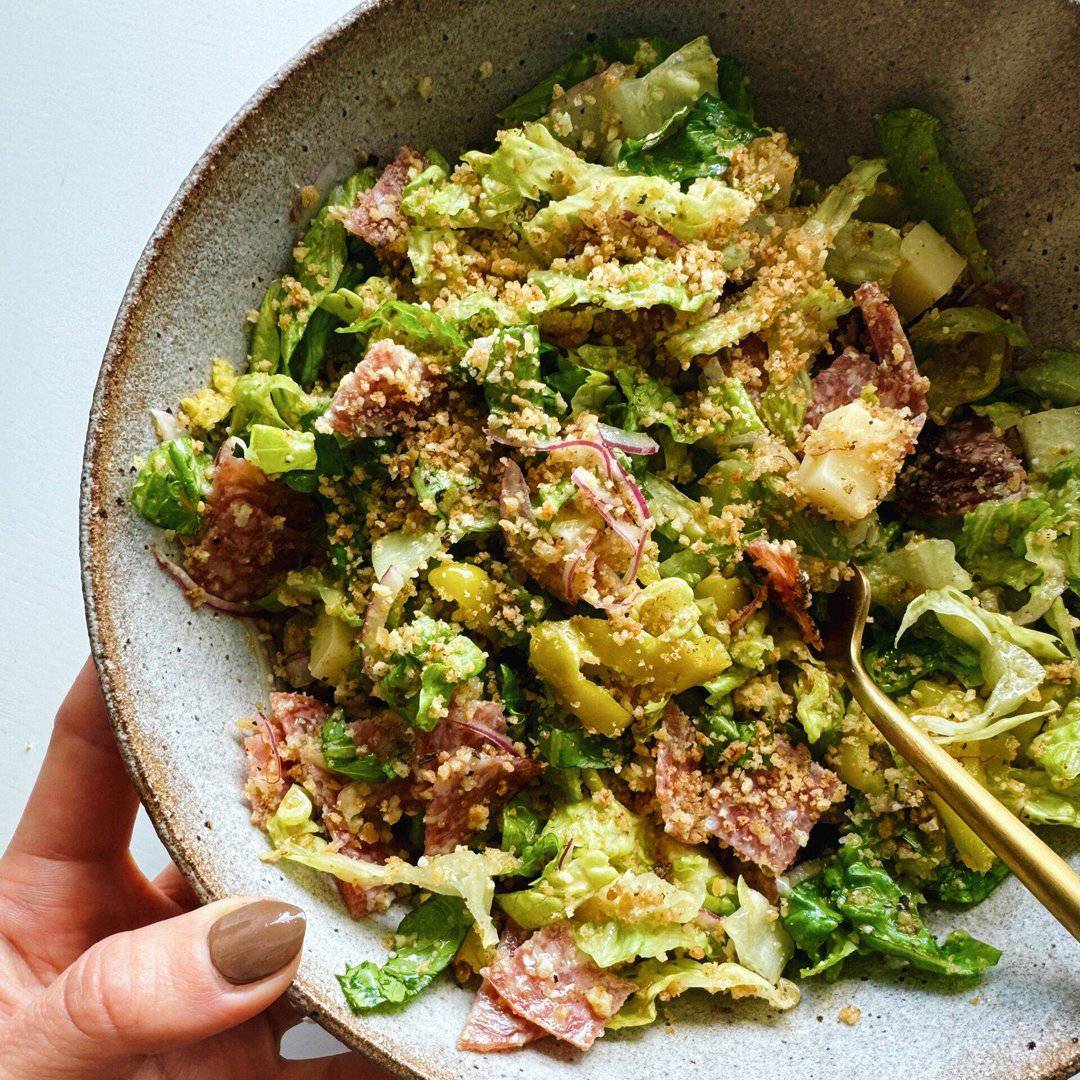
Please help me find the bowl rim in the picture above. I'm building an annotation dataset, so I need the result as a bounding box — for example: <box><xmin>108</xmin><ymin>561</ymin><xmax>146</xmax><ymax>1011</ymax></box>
<box><xmin>79</xmin><ymin>4</ymin><xmax>1080</xmax><ymax>1080</ymax></box>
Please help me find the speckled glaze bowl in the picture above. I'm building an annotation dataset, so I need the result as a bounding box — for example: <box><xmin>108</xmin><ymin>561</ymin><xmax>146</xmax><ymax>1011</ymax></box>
<box><xmin>82</xmin><ymin>2</ymin><xmax>1080</xmax><ymax>1077</ymax></box>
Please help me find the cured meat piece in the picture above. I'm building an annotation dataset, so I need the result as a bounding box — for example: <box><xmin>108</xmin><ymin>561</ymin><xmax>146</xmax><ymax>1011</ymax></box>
<box><xmin>806</xmin><ymin>348</ymin><xmax>878</xmax><ymax>428</ymax></box>
<box><xmin>459</xmin><ymin>926</ymin><xmax>544</xmax><ymax>1052</ymax></box>
<box><xmin>485</xmin><ymin>924</ymin><xmax>634</xmax><ymax>1051</ymax></box>
<box><xmin>655</xmin><ymin>704</ymin><xmax>844</xmax><ymax>874</ymax></box>
<box><xmin>895</xmin><ymin>418</ymin><xmax>1027</xmax><ymax>518</ymax></box>
<box><xmin>243</xmin><ymin>692</ymin><xmax>330</xmax><ymax>825</ymax></box>
<box><xmin>854</xmin><ymin>282</ymin><xmax>928</xmax><ymax>418</ymax></box>
<box><xmin>707</xmin><ymin>737</ymin><xmax>845</xmax><ymax>874</ymax></box>
<box><xmin>808</xmin><ymin>285</ymin><xmax>929</xmax><ymax>430</ymax></box>
<box><xmin>423</xmin><ymin>747</ymin><xmax>541</xmax><ymax>856</ymax></box>
<box><xmin>745</xmin><ymin>538</ymin><xmax>821</xmax><ymax>650</ymax></box>
<box><xmin>184</xmin><ymin>454</ymin><xmax>318</xmax><ymax>602</ymax></box>
<box><xmin>325</xmin><ymin>818</ymin><xmax>396</xmax><ymax>918</ymax></box>
<box><xmin>459</xmin><ymin>981</ymin><xmax>545</xmax><ymax>1052</ymax></box>
<box><xmin>344</xmin><ymin>146</ymin><xmax>425</xmax><ymax>252</ymax></box>
<box><xmin>317</xmin><ymin>339</ymin><xmax>439</xmax><ymax>438</ymax></box>
<box><xmin>419</xmin><ymin>697</ymin><xmax>510</xmax><ymax>760</ymax></box>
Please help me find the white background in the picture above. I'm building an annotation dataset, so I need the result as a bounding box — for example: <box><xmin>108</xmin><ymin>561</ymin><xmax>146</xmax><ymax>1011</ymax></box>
<box><xmin>0</xmin><ymin>1</ymin><xmax>356</xmax><ymax>1058</ymax></box>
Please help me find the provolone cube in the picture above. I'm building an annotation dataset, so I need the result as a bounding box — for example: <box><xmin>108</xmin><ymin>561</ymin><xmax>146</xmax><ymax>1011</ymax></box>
<box><xmin>796</xmin><ymin>399</ymin><xmax>916</xmax><ymax>522</ymax></box>
<box><xmin>888</xmin><ymin>221</ymin><xmax>966</xmax><ymax>320</ymax></box>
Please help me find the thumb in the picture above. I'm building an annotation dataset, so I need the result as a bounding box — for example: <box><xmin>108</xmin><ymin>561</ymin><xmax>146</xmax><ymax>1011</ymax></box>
<box><xmin>2</xmin><ymin>897</ymin><xmax>306</xmax><ymax>1078</ymax></box>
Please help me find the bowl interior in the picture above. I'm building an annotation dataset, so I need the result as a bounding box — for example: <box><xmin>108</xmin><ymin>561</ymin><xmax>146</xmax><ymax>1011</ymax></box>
<box><xmin>83</xmin><ymin>2</ymin><xmax>1080</xmax><ymax>1078</ymax></box>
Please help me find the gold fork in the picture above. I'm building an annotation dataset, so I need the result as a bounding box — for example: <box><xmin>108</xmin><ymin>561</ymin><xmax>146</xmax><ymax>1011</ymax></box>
<box><xmin>820</xmin><ymin>566</ymin><xmax>1080</xmax><ymax>943</ymax></box>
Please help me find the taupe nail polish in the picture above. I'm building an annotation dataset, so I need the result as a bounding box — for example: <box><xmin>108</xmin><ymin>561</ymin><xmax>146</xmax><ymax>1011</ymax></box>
<box><xmin>208</xmin><ymin>899</ymin><xmax>306</xmax><ymax>984</ymax></box>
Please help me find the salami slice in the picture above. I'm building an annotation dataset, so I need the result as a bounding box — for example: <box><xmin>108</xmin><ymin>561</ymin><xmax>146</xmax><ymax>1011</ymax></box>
<box><xmin>806</xmin><ymin>348</ymin><xmax>877</xmax><ymax>428</ymax></box>
<box><xmin>344</xmin><ymin>146</ymin><xmax>425</xmax><ymax>252</ymax></box>
<box><xmin>854</xmin><ymin>281</ymin><xmax>928</xmax><ymax>418</ymax></box>
<box><xmin>317</xmin><ymin>339</ymin><xmax>439</xmax><ymax>439</ymax></box>
<box><xmin>896</xmin><ymin>418</ymin><xmax>1027</xmax><ymax>518</ymax></box>
<box><xmin>485</xmin><ymin>924</ymin><xmax>634</xmax><ymax>1051</ymax></box>
<box><xmin>184</xmin><ymin>454</ymin><xmax>318</xmax><ymax>602</ymax></box>
<box><xmin>655</xmin><ymin>704</ymin><xmax>845</xmax><ymax>874</ymax></box>
<box><xmin>459</xmin><ymin>926</ymin><xmax>545</xmax><ymax>1052</ymax></box>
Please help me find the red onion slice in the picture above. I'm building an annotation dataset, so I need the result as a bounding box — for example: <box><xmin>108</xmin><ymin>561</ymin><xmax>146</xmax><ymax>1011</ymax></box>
<box><xmin>598</xmin><ymin>423</ymin><xmax>659</xmax><ymax>456</ymax></box>
<box><xmin>151</xmin><ymin>545</ymin><xmax>262</xmax><ymax>616</ymax></box>
<box><xmin>255</xmin><ymin>710</ymin><xmax>283</xmax><ymax>784</ymax></box>
<box><xmin>571</xmin><ymin>467</ymin><xmax>641</xmax><ymax>551</ymax></box>
<box><xmin>449</xmin><ymin>717</ymin><xmax>519</xmax><ymax>756</ymax></box>
<box><xmin>499</xmin><ymin>460</ymin><xmax>536</xmax><ymax>525</ymax></box>
<box><xmin>492</xmin><ymin>434</ymin><xmax>617</xmax><ymax>481</ymax></box>
<box><xmin>361</xmin><ymin>565</ymin><xmax>405</xmax><ymax>676</ymax></box>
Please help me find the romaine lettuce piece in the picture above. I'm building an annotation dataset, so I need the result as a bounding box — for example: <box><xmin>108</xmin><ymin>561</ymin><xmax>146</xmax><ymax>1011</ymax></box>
<box><xmin>875</xmin><ymin>108</ymin><xmax>991</xmax><ymax>283</ymax></box>
<box><xmin>249</xmin><ymin>280</ymin><xmax>284</xmax><ymax>373</ymax></box>
<box><xmin>991</xmin><ymin>767</ymin><xmax>1080</xmax><ymax>827</ymax></box>
<box><xmin>227</xmin><ymin>373</ymin><xmax>325</xmax><ymax>434</ymax></box>
<box><xmin>1017</xmin><ymin>406</ymin><xmax>1080</xmax><ymax>474</ymax></box>
<box><xmin>610</xmin><ymin>958</ymin><xmax>799</xmax><ymax>1029</ymax></box>
<box><xmin>244</xmin><ymin>424</ymin><xmax>317</xmax><ymax>475</ymax></box>
<box><xmin>337</xmin><ymin>298</ymin><xmax>467</xmax><ymax>355</ymax></box>
<box><xmin>927</xmin><ymin>859</ymin><xmax>1009</xmax><ymax>908</ymax></box>
<box><xmin>721</xmin><ymin>878</ymin><xmax>793</xmax><ymax>983</ymax></box>
<box><xmin>280</xmin><ymin>169</ymin><xmax>376</xmax><ymax>363</ymax></box>
<box><xmin>618</xmin><ymin>93</ymin><xmax>766</xmax><ymax>184</ymax></box>
<box><xmin>909</xmin><ymin>306</ymin><xmax>1030</xmax><ymax>350</ymax></box>
<box><xmin>268</xmin><ymin>838</ymin><xmax>518</xmax><ymax>948</ymax></box>
<box><xmin>497</xmin><ymin>848</ymin><xmax>618</xmax><ymax>929</ymax></box>
<box><xmin>337</xmin><ymin>894</ymin><xmax>471</xmax><ymax>1011</ymax></box>
<box><xmin>1029</xmin><ymin>703</ymin><xmax>1080</xmax><ymax>785</ymax></box>
<box><xmin>793</xmin><ymin>662</ymin><xmax>844</xmax><ymax>744</ymax></box>
<box><xmin>528</xmin><ymin>262</ymin><xmax>716</xmax><ymax>313</ymax></box>
<box><xmin>475</xmin><ymin>324</ymin><xmax>563</xmax><ymax>420</ymax></box>
<box><xmin>865</xmin><ymin>537</ymin><xmax>973</xmax><ymax>610</ymax></box>
<box><xmin>603</xmin><ymin>35</ymin><xmax>719</xmax><ymax>142</ymax></box>
<box><xmin>376</xmin><ymin>613</ymin><xmax>487</xmax><ymax>731</ymax></box>
<box><xmin>1017</xmin><ymin>349</ymin><xmax>1080</xmax><ymax>408</ymax></box>
<box><xmin>498</xmin><ymin>35</ymin><xmax>677</xmax><ymax>125</ymax></box>
<box><xmin>265</xmin><ymin>784</ymin><xmax>322</xmax><ymax>851</ymax></box>
<box><xmin>130</xmin><ymin>437</ymin><xmax>212</xmax><ymax>535</ymax></box>
<box><xmin>573</xmin><ymin>919</ymin><xmax>708</xmax><ymax>969</ymax></box>
<box><xmin>499</xmin><ymin>797</ymin><xmax>561</xmax><ymax>879</ymax></box>
<box><xmin>806</xmin><ymin>158</ymin><xmax>888</xmax><ymax>245</ymax></box>
<box><xmin>320</xmin><ymin>714</ymin><xmax>398</xmax><ymax>783</ymax></box>
<box><xmin>897</xmin><ymin>587</ymin><xmax>1060</xmax><ymax>739</ymax></box>
<box><xmin>758</xmin><ymin>369</ymin><xmax>812</xmax><ymax>444</ymax></box>
<box><xmin>824</xmin><ymin>219</ymin><xmax>902</xmax><ymax>286</ymax></box>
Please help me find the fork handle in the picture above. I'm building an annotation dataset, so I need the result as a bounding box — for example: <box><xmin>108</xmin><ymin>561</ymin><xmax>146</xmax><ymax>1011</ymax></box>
<box><xmin>846</xmin><ymin>665</ymin><xmax>1080</xmax><ymax>944</ymax></box>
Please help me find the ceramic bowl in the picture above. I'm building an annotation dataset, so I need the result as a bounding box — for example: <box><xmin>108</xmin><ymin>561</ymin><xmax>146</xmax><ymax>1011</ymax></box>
<box><xmin>82</xmin><ymin>2</ymin><xmax>1080</xmax><ymax>1077</ymax></box>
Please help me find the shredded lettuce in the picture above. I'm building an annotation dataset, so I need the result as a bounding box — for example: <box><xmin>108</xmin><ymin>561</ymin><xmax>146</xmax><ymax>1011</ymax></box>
<box><xmin>1017</xmin><ymin>349</ymin><xmax>1080</xmax><ymax>408</ymax></box>
<box><xmin>528</xmin><ymin>262</ymin><xmax>717</xmax><ymax>313</ymax></box>
<box><xmin>865</xmin><ymin>538</ymin><xmax>973</xmax><ymax>610</ymax></box>
<box><xmin>573</xmin><ymin>919</ymin><xmax>707</xmax><ymax>969</ymax></box>
<box><xmin>824</xmin><ymin>219</ymin><xmax>902</xmax><ymax>286</ymax></box>
<box><xmin>610</xmin><ymin>958</ymin><xmax>799</xmax><ymax>1029</ymax></box>
<box><xmin>1029</xmin><ymin>702</ymin><xmax>1080</xmax><ymax>786</ymax></box>
<box><xmin>227</xmin><ymin>373</ymin><xmax>324</xmax><ymax>435</ymax></box>
<box><xmin>897</xmin><ymin>587</ymin><xmax>1061</xmax><ymax>740</ymax></box>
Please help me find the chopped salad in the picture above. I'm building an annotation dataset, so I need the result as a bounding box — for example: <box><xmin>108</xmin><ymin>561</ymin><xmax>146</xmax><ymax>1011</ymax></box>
<box><xmin>131</xmin><ymin>34</ymin><xmax>1080</xmax><ymax>1051</ymax></box>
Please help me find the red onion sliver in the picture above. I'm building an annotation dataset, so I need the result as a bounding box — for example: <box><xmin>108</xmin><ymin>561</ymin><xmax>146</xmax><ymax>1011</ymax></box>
<box><xmin>499</xmin><ymin>460</ymin><xmax>536</xmax><ymax>525</ymax></box>
<box><xmin>255</xmin><ymin>710</ymin><xmax>283</xmax><ymax>785</ymax></box>
<box><xmin>598</xmin><ymin>423</ymin><xmax>659</xmax><ymax>456</ymax></box>
<box><xmin>571</xmin><ymin>467</ymin><xmax>640</xmax><ymax>551</ymax></box>
<box><xmin>361</xmin><ymin>565</ymin><xmax>405</xmax><ymax>676</ymax></box>
<box><xmin>449</xmin><ymin>718</ymin><xmax>519</xmax><ymax>755</ymax></box>
<box><xmin>151</xmin><ymin>545</ymin><xmax>262</xmax><ymax>616</ymax></box>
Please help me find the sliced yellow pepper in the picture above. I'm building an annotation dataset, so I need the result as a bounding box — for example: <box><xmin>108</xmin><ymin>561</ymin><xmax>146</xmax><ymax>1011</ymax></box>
<box><xmin>529</xmin><ymin>622</ymin><xmax>632</xmax><ymax>736</ymax></box>
<box><xmin>429</xmin><ymin>562</ymin><xmax>498</xmax><ymax>635</ymax></box>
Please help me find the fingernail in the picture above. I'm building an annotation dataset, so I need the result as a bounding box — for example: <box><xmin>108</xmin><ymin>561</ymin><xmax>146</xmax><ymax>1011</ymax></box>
<box><xmin>208</xmin><ymin>899</ymin><xmax>306</xmax><ymax>984</ymax></box>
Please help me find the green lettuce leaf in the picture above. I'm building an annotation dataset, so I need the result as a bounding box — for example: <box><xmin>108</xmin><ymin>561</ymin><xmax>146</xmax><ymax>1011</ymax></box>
<box><xmin>610</xmin><ymin>958</ymin><xmax>799</xmax><ymax>1029</ymax></box>
<box><xmin>337</xmin><ymin>894</ymin><xmax>471</xmax><ymax>1011</ymax></box>
<box><xmin>909</xmin><ymin>306</ymin><xmax>1030</xmax><ymax>350</ymax></box>
<box><xmin>376</xmin><ymin>614</ymin><xmax>487</xmax><ymax>731</ymax></box>
<box><xmin>1029</xmin><ymin>703</ymin><xmax>1080</xmax><ymax>786</ymax></box>
<box><xmin>497</xmin><ymin>848</ymin><xmax>618</xmax><ymax>929</ymax></box>
<box><xmin>499</xmin><ymin>797</ymin><xmax>562</xmax><ymax>878</ymax></box>
<box><xmin>721</xmin><ymin>877</ymin><xmax>793</xmax><ymax>983</ymax></box>
<box><xmin>824</xmin><ymin>219</ymin><xmax>902</xmax><ymax>286</ymax></box>
<box><xmin>244</xmin><ymin>424</ymin><xmax>317</xmax><ymax>474</ymax></box>
<box><xmin>131</xmin><ymin>437</ymin><xmax>212</xmax><ymax>536</ymax></box>
<box><xmin>875</xmin><ymin>108</ymin><xmax>991</xmax><ymax>283</ymax></box>
<box><xmin>1017</xmin><ymin>349</ymin><xmax>1080</xmax><ymax>407</ymax></box>
<box><xmin>617</xmin><ymin>93</ymin><xmax>766</xmax><ymax>184</ymax></box>
<box><xmin>227</xmin><ymin>373</ymin><xmax>325</xmax><ymax>435</ymax></box>
<box><xmin>573</xmin><ymin>919</ymin><xmax>707</xmax><ymax>969</ymax></box>
<box><xmin>528</xmin><ymin>262</ymin><xmax>717</xmax><ymax>313</ymax></box>
<box><xmin>478</xmin><ymin>324</ymin><xmax>563</xmax><ymax>419</ymax></box>
<box><xmin>927</xmin><ymin>859</ymin><xmax>1009</xmax><ymax>908</ymax></box>
<box><xmin>1017</xmin><ymin>406</ymin><xmax>1080</xmax><ymax>475</ymax></box>
<box><xmin>250</xmin><ymin>280</ymin><xmax>284</xmax><ymax>372</ymax></box>
<box><xmin>281</xmin><ymin>169</ymin><xmax>376</xmax><ymax>363</ymax></box>
<box><xmin>320</xmin><ymin>713</ymin><xmax>399</xmax><ymax>783</ymax></box>
<box><xmin>337</xmin><ymin>299</ymin><xmax>467</xmax><ymax>355</ymax></box>
<box><xmin>793</xmin><ymin>662</ymin><xmax>844</xmax><ymax>743</ymax></box>
<box><xmin>865</xmin><ymin>537</ymin><xmax>973</xmax><ymax>610</ymax></box>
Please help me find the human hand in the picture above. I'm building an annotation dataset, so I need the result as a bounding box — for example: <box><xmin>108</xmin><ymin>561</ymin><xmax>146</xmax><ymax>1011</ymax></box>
<box><xmin>0</xmin><ymin>660</ymin><xmax>393</xmax><ymax>1080</ymax></box>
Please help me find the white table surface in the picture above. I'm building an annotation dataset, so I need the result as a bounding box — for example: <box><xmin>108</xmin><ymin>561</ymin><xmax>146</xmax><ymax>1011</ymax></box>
<box><xmin>0</xmin><ymin>1</ymin><xmax>357</xmax><ymax>1059</ymax></box>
